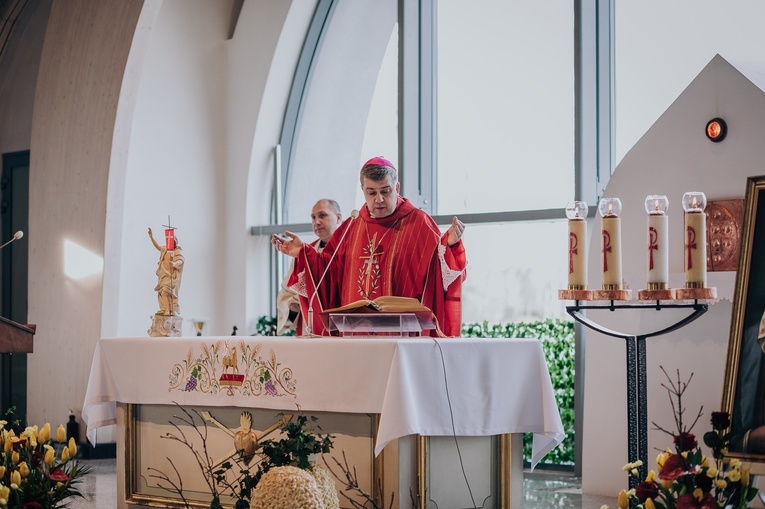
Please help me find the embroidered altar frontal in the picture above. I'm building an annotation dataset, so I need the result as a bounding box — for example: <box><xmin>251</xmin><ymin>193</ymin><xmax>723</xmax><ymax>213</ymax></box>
<box><xmin>83</xmin><ymin>335</ymin><xmax>564</xmax><ymax>465</ymax></box>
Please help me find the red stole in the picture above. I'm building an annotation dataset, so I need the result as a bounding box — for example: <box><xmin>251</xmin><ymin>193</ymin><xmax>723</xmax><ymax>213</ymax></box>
<box><xmin>291</xmin><ymin>197</ymin><xmax>466</xmax><ymax>336</ymax></box>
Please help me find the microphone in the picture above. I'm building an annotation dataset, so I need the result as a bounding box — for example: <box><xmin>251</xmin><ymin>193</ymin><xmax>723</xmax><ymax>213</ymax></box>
<box><xmin>306</xmin><ymin>210</ymin><xmax>359</xmax><ymax>336</ymax></box>
<box><xmin>0</xmin><ymin>231</ymin><xmax>24</xmax><ymax>250</ymax></box>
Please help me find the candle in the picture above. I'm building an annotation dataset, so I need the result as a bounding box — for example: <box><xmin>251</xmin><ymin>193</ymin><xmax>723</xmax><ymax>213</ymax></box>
<box><xmin>645</xmin><ymin>195</ymin><xmax>669</xmax><ymax>289</ymax></box>
<box><xmin>566</xmin><ymin>201</ymin><xmax>588</xmax><ymax>289</ymax></box>
<box><xmin>599</xmin><ymin>197</ymin><xmax>623</xmax><ymax>290</ymax></box>
<box><xmin>682</xmin><ymin>192</ymin><xmax>707</xmax><ymax>288</ymax></box>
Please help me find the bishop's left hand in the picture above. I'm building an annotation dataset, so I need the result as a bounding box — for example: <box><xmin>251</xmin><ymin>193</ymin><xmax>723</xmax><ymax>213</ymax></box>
<box><xmin>446</xmin><ymin>216</ymin><xmax>465</xmax><ymax>246</ymax></box>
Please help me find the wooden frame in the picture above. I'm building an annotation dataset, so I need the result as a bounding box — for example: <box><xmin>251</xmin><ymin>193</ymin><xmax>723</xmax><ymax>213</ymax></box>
<box><xmin>123</xmin><ymin>404</ymin><xmax>383</xmax><ymax>508</ymax></box>
<box><xmin>722</xmin><ymin>175</ymin><xmax>765</xmax><ymax>471</ymax></box>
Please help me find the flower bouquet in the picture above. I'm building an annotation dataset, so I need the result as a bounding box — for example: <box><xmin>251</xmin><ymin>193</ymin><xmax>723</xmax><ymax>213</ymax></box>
<box><xmin>0</xmin><ymin>419</ymin><xmax>90</xmax><ymax>508</ymax></box>
<box><xmin>609</xmin><ymin>368</ymin><xmax>759</xmax><ymax>509</ymax></box>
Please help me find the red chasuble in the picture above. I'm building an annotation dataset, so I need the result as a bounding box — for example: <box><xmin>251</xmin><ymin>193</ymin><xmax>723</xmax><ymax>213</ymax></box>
<box><xmin>289</xmin><ymin>197</ymin><xmax>467</xmax><ymax>336</ymax></box>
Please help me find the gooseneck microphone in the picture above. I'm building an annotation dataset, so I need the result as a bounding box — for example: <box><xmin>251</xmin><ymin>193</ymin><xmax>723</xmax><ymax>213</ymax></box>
<box><xmin>306</xmin><ymin>210</ymin><xmax>359</xmax><ymax>336</ymax></box>
<box><xmin>0</xmin><ymin>231</ymin><xmax>24</xmax><ymax>250</ymax></box>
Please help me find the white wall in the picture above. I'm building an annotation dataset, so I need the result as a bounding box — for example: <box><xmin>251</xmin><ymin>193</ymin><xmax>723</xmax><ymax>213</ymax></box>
<box><xmin>582</xmin><ymin>55</ymin><xmax>765</xmax><ymax>496</ymax></box>
<box><xmin>114</xmin><ymin>0</ymin><xmax>232</xmax><ymax>337</ymax></box>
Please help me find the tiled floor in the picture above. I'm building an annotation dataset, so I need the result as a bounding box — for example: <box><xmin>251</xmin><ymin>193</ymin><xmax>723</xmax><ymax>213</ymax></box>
<box><xmin>66</xmin><ymin>458</ymin><xmax>615</xmax><ymax>508</ymax></box>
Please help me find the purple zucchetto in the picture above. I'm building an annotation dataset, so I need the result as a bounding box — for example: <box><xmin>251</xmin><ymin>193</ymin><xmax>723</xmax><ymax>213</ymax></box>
<box><xmin>362</xmin><ymin>156</ymin><xmax>396</xmax><ymax>170</ymax></box>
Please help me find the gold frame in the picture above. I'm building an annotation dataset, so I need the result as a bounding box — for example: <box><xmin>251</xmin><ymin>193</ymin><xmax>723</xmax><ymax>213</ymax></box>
<box><xmin>416</xmin><ymin>433</ymin><xmax>515</xmax><ymax>509</ymax></box>
<box><xmin>722</xmin><ymin>175</ymin><xmax>765</xmax><ymax>471</ymax></box>
<box><xmin>124</xmin><ymin>404</ymin><xmax>385</xmax><ymax>508</ymax></box>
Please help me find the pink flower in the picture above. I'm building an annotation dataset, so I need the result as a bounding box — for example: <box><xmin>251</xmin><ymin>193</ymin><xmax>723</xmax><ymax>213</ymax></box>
<box><xmin>23</xmin><ymin>502</ymin><xmax>44</xmax><ymax>509</ymax></box>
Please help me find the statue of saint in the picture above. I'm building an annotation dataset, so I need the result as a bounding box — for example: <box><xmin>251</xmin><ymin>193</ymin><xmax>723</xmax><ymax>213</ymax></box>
<box><xmin>148</xmin><ymin>228</ymin><xmax>184</xmax><ymax>316</ymax></box>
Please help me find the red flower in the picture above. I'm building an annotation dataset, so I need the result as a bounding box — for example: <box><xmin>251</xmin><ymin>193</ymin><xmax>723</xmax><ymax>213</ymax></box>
<box><xmin>710</xmin><ymin>411</ymin><xmax>730</xmax><ymax>430</ymax></box>
<box><xmin>676</xmin><ymin>493</ymin><xmax>715</xmax><ymax>509</ymax></box>
<box><xmin>23</xmin><ymin>502</ymin><xmax>43</xmax><ymax>509</ymax></box>
<box><xmin>46</xmin><ymin>466</ymin><xmax>72</xmax><ymax>483</ymax></box>
<box><xmin>635</xmin><ymin>480</ymin><xmax>659</xmax><ymax>502</ymax></box>
<box><xmin>659</xmin><ymin>454</ymin><xmax>691</xmax><ymax>480</ymax></box>
<box><xmin>674</xmin><ymin>431</ymin><xmax>698</xmax><ymax>452</ymax></box>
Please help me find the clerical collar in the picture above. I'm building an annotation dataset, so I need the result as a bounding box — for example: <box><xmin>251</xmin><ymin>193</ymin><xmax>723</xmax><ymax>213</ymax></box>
<box><xmin>318</xmin><ymin>240</ymin><xmax>327</xmax><ymax>248</ymax></box>
<box><xmin>363</xmin><ymin>196</ymin><xmax>415</xmax><ymax>225</ymax></box>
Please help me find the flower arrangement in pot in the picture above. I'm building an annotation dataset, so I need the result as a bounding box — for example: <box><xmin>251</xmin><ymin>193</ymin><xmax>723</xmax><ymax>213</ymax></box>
<box><xmin>0</xmin><ymin>417</ymin><xmax>91</xmax><ymax>509</ymax></box>
<box><xmin>606</xmin><ymin>368</ymin><xmax>758</xmax><ymax>509</ymax></box>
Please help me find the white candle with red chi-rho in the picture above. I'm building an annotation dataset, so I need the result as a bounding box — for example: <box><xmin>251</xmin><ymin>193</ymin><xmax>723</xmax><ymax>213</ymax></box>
<box><xmin>599</xmin><ymin>197</ymin><xmax>623</xmax><ymax>290</ymax></box>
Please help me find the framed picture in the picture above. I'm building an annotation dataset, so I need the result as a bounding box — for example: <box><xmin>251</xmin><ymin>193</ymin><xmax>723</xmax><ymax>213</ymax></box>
<box><xmin>722</xmin><ymin>175</ymin><xmax>765</xmax><ymax>470</ymax></box>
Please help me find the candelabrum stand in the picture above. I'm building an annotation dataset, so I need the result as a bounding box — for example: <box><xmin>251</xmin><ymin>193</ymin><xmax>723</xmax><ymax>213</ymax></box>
<box><xmin>566</xmin><ymin>300</ymin><xmax>708</xmax><ymax>491</ymax></box>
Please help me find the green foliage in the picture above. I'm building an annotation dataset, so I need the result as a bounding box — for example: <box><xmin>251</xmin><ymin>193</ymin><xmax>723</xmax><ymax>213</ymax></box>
<box><xmin>462</xmin><ymin>319</ymin><xmax>576</xmax><ymax>466</ymax></box>
<box><xmin>260</xmin><ymin>415</ymin><xmax>334</xmax><ymax>471</ymax></box>
<box><xmin>255</xmin><ymin>316</ymin><xmax>294</xmax><ymax>336</ymax></box>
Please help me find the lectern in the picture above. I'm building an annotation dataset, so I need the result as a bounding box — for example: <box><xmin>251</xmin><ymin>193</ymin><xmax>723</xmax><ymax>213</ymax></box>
<box><xmin>0</xmin><ymin>316</ymin><xmax>35</xmax><ymax>353</ymax></box>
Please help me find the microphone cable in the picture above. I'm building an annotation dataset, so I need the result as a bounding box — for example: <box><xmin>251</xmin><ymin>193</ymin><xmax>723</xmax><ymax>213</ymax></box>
<box><xmin>432</xmin><ymin>337</ymin><xmax>478</xmax><ymax>509</ymax></box>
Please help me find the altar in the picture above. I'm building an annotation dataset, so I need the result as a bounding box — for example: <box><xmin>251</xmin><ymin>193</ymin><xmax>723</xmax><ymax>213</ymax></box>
<box><xmin>83</xmin><ymin>336</ymin><xmax>564</xmax><ymax>508</ymax></box>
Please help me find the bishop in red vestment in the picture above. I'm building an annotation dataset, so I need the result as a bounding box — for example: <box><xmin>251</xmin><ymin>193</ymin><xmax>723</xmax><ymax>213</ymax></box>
<box><xmin>272</xmin><ymin>157</ymin><xmax>467</xmax><ymax>336</ymax></box>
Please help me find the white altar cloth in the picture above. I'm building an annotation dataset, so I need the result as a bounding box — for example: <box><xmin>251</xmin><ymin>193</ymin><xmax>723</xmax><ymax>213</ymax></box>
<box><xmin>82</xmin><ymin>336</ymin><xmax>564</xmax><ymax>467</ymax></box>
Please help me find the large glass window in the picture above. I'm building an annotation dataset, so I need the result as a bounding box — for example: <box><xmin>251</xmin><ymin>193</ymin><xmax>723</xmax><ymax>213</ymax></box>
<box><xmin>282</xmin><ymin>0</ymin><xmax>398</xmax><ymax>227</ymax></box>
<box><xmin>436</xmin><ymin>1</ymin><xmax>575</xmax><ymax>215</ymax></box>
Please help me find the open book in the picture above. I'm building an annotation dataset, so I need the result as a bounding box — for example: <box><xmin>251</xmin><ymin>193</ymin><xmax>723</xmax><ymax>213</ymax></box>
<box><xmin>323</xmin><ymin>296</ymin><xmax>431</xmax><ymax>314</ymax></box>
<box><xmin>321</xmin><ymin>296</ymin><xmax>438</xmax><ymax>335</ymax></box>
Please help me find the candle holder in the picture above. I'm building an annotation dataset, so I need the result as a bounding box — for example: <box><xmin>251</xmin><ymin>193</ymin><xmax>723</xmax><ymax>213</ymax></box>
<box><xmin>594</xmin><ymin>197</ymin><xmax>631</xmax><ymax>301</ymax></box>
<box><xmin>639</xmin><ymin>195</ymin><xmax>675</xmax><ymax>300</ymax></box>
<box><xmin>558</xmin><ymin>201</ymin><xmax>594</xmax><ymax>301</ymax></box>
<box><xmin>677</xmin><ymin>191</ymin><xmax>717</xmax><ymax>300</ymax></box>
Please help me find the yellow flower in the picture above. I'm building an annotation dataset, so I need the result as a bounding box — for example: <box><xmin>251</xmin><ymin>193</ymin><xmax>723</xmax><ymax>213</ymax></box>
<box><xmin>600</xmin><ymin>506</ymin><xmax>609</xmax><ymax>509</ymax></box>
<box><xmin>0</xmin><ymin>465</ymin><xmax>5</xmax><ymax>477</ymax></box>
<box><xmin>730</xmin><ymin>458</ymin><xmax>741</xmax><ymax>469</ymax></box>
<box><xmin>700</xmin><ymin>456</ymin><xmax>708</xmax><ymax>467</ymax></box>
<box><xmin>18</xmin><ymin>461</ymin><xmax>29</xmax><ymax>477</ymax></box>
<box><xmin>44</xmin><ymin>447</ymin><xmax>55</xmax><ymax>466</ymax></box>
<box><xmin>706</xmin><ymin>467</ymin><xmax>718</xmax><ymax>478</ymax></box>
<box><xmin>68</xmin><ymin>437</ymin><xmax>77</xmax><ymax>457</ymax></box>
<box><xmin>622</xmin><ymin>462</ymin><xmax>632</xmax><ymax>472</ymax></box>
<box><xmin>645</xmin><ymin>498</ymin><xmax>656</xmax><ymax>509</ymax></box>
<box><xmin>728</xmin><ymin>469</ymin><xmax>741</xmax><ymax>482</ymax></box>
<box><xmin>0</xmin><ymin>420</ymin><xmax>6</xmax><ymax>430</ymax></box>
<box><xmin>661</xmin><ymin>478</ymin><xmax>673</xmax><ymax>490</ymax></box>
<box><xmin>693</xmin><ymin>487</ymin><xmax>703</xmax><ymax>501</ymax></box>
<box><xmin>38</xmin><ymin>423</ymin><xmax>51</xmax><ymax>443</ymax></box>
<box><xmin>617</xmin><ymin>489</ymin><xmax>629</xmax><ymax>509</ymax></box>
<box><xmin>56</xmin><ymin>425</ymin><xmax>66</xmax><ymax>443</ymax></box>
<box><xmin>630</xmin><ymin>468</ymin><xmax>639</xmax><ymax>476</ymax></box>
<box><xmin>716</xmin><ymin>479</ymin><xmax>727</xmax><ymax>489</ymax></box>
<box><xmin>0</xmin><ymin>484</ymin><xmax>9</xmax><ymax>502</ymax></box>
<box><xmin>10</xmin><ymin>470</ymin><xmax>21</xmax><ymax>487</ymax></box>
<box><xmin>11</xmin><ymin>451</ymin><xmax>18</xmax><ymax>465</ymax></box>
<box><xmin>646</xmin><ymin>469</ymin><xmax>657</xmax><ymax>482</ymax></box>
<box><xmin>657</xmin><ymin>451</ymin><xmax>670</xmax><ymax>469</ymax></box>
<box><xmin>3</xmin><ymin>437</ymin><xmax>12</xmax><ymax>454</ymax></box>
<box><xmin>61</xmin><ymin>446</ymin><xmax>70</xmax><ymax>462</ymax></box>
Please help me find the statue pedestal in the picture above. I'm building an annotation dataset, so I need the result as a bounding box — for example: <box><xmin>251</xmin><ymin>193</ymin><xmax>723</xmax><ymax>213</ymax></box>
<box><xmin>148</xmin><ymin>314</ymin><xmax>183</xmax><ymax>337</ymax></box>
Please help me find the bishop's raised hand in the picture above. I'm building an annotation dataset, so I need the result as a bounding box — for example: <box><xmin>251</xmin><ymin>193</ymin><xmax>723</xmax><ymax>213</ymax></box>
<box><xmin>271</xmin><ymin>231</ymin><xmax>303</xmax><ymax>257</ymax></box>
<box><xmin>446</xmin><ymin>216</ymin><xmax>465</xmax><ymax>247</ymax></box>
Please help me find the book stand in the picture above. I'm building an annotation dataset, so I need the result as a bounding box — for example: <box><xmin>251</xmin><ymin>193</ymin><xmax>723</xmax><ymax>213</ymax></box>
<box><xmin>327</xmin><ymin>312</ymin><xmax>435</xmax><ymax>337</ymax></box>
